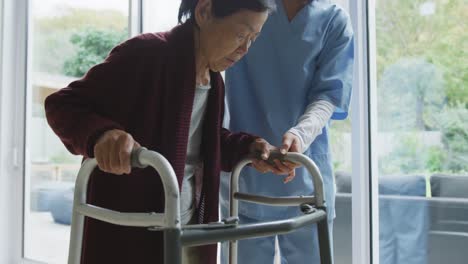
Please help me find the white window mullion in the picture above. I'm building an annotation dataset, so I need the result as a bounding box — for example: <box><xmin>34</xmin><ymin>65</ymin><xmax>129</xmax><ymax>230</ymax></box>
<box><xmin>0</xmin><ymin>0</ymin><xmax>29</xmax><ymax>263</ymax></box>
<box><xmin>350</xmin><ymin>0</ymin><xmax>379</xmax><ymax>263</ymax></box>
<box><xmin>0</xmin><ymin>0</ymin><xmax>8</xmax><ymax>260</ymax></box>
<box><xmin>367</xmin><ymin>0</ymin><xmax>380</xmax><ymax>262</ymax></box>
<box><xmin>129</xmin><ymin>0</ymin><xmax>143</xmax><ymax>37</ymax></box>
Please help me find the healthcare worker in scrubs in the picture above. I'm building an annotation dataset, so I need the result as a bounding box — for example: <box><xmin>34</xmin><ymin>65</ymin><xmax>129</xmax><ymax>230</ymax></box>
<box><xmin>220</xmin><ymin>0</ymin><xmax>354</xmax><ymax>263</ymax></box>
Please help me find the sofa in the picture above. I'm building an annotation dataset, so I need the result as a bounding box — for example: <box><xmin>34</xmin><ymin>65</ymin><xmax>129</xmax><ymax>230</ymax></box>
<box><xmin>333</xmin><ymin>172</ymin><xmax>468</xmax><ymax>264</ymax></box>
<box><xmin>31</xmin><ymin>181</ymin><xmax>74</xmax><ymax>225</ymax></box>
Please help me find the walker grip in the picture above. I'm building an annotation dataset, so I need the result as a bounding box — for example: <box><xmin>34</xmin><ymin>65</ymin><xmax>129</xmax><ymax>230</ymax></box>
<box><xmin>130</xmin><ymin>147</ymin><xmax>148</xmax><ymax>168</ymax></box>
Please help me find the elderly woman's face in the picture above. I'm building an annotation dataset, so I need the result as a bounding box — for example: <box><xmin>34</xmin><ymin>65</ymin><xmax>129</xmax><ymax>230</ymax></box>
<box><xmin>196</xmin><ymin>3</ymin><xmax>269</xmax><ymax>72</ymax></box>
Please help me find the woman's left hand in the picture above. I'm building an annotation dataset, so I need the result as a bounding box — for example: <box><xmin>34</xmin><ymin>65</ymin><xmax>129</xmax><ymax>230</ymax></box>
<box><xmin>249</xmin><ymin>138</ymin><xmax>294</xmax><ymax>176</ymax></box>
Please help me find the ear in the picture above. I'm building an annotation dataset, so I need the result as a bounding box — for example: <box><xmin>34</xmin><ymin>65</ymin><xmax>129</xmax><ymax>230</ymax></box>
<box><xmin>194</xmin><ymin>0</ymin><xmax>213</xmax><ymax>26</ymax></box>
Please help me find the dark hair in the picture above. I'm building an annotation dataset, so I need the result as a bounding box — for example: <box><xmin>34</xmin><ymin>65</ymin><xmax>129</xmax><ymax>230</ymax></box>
<box><xmin>178</xmin><ymin>0</ymin><xmax>276</xmax><ymax>24</ymax></box>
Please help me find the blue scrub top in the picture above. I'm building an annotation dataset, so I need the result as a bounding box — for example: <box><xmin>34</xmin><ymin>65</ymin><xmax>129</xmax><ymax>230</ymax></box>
<box><xmin>221</xmin><ymin>0</ymin><xmax>354</xmax><ymax>221</ymax></box>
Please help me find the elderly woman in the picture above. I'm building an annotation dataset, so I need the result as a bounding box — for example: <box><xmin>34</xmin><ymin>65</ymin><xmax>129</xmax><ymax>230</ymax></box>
<box><xmin>45</xmin><ymin>0</ymin><xmax>284</xmax><ymax>263</ymax></box>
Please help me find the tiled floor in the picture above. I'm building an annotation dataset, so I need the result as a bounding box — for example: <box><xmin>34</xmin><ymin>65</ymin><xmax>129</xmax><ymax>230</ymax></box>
<box><xmin>24</xmin><ymin>212</ymin><xmax>282</xmax><ymax>264</ymax></box>
<box><xmin>25</xmin><ymin>212</ymin><xmax>70</xmax><ymax>264</ymax></box>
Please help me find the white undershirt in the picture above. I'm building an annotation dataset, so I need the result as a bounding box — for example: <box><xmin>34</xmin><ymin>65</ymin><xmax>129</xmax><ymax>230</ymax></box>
<box><xmin>288</xmin><ymin>100</ymin><xmax>335</xmax><ymax>152</ymax></box>
<box><xmin>180</xmin><ymin>84</ymin><xmax>211</xmax><ymax>225</ymax></box>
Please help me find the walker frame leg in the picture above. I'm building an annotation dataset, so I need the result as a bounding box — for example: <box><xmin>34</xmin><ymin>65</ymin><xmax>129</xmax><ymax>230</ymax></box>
<box><xmin>164</xmin><ymin>228</ymin><xmax>182</xmax><ymax>264</ymax></box>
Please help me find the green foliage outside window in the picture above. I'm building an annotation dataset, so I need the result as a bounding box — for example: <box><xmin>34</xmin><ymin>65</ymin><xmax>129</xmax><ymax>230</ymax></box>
<box><xmin>63</xmin><ymin>28</ymin><xmax>127</xmax><ymax>77</ymax></box>
<box><xmin>376</xmin><ymin>0</ymin><xmax>467</xmax><ymax>107</ymax></box>
<box><xmin>437</xmin><ymin>104</ymin><xmax>468</xmax><ymax>172</ymax></box>
<box><xmin>332</xmin><ymin>0</ymin><xmax>466</xmax><ymax>175</ymax></box>
<box><xmin>373</xmin><ymin>0</ymin><xmax>467</xmax><ymax>175</ymax></box>
<box><xmin>34</xmin><ymin>7</ymin><xmax>127</xmax><ymax>76</ymax></box>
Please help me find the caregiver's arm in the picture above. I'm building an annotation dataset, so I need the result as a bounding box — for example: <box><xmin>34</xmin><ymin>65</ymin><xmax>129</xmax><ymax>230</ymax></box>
<box><xmin>281</xmin><ymin>8</ymin><xmax>353</xmax><ymax>154</ymax></box>
<box><xmin>279</xmin><ymin>9</ymin><xmax>354</xmax><ymax>183</ymax></box>
<box><xmin>284</xmin><ymin>100</ymin><xmax>335</xmax><ymax>153</ymax></box>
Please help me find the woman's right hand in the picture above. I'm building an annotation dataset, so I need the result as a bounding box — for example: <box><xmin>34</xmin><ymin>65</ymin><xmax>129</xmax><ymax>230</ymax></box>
<box><xmin>93</xmin><ymin>129</ymin><xmax>140</xmax><ymax>175</ymax></box>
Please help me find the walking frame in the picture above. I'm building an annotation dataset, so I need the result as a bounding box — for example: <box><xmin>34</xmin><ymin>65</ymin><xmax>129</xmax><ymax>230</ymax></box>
<box><xmin>68</xmin><ymin>147</ymin><xmax>332</xmax><ymax>264</ymax></box>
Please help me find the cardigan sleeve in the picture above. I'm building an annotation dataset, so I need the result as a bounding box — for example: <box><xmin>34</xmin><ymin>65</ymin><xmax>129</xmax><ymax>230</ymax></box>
<box><xmin>220</xmin><ymin>128</ymin><xmax>259</xmax><ymax>172</ymax></box>
<box><xmin>45</xmin><ymin>37</ymin><xmax>150</xmax><ymax>158</ymax></box>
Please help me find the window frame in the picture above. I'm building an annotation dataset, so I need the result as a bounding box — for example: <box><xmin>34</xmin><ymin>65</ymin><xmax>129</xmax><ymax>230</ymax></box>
<box><xmin>349</xmin><ymin>0</ymin><xmax>380</xmax><ymax>263</ymax></box>
<box><xmin>0</xmin><ymin>0</ymin><xmax>29</xmax><ymax>263</ymax></box>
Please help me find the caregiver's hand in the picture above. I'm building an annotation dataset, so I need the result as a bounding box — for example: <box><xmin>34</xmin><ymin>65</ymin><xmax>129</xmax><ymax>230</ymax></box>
<box><xmin>249</xmin><ymin>138</ymin><xmax>294</xmax><ymax>176</ymax></box>
<box><xmin>94</xmin><ymin>129</ymin><xmax>141</xmax><ymax>175</ymax></box>
<box><xmin>278</xmin><ymin>132</ymin><xmax>303</xmax><ymax>183</ymax></box>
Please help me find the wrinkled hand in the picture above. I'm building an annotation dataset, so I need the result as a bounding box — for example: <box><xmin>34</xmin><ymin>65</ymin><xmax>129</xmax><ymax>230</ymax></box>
<box><xmin>278</xmin><ymin>132</ymin><xmax>302</xmax><ymax>183</ymax></box>
<box><xmin>93</xmin><ymin>129</ymin><xmax>141</xmax><ymax>175</ymax></box>
<box><xmin>249</xmin><ymin>138</ymin><xmax>295</xmax><ymax>176</ymax></box>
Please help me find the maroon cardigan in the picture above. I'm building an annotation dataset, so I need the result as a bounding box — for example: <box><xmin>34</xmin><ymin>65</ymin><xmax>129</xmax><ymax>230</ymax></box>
<box><xmin>45</xmin><ymin>21</ymin><xmax>256</xmax><ymax>264</ymax></box>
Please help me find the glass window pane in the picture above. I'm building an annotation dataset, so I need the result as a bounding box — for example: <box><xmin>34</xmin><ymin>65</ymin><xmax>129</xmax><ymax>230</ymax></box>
<box><xmin>329</xmin><ymin>0</ymin><xmax>352</xmax><ymax>263</ymax></box>
<box><xmin>25</xmin><ymin>1</ymin><xmax>129</xmax><ymax>263</ymax></box>
<box><xmin>143</xmin><ymin>0</ymin><xmax>179</xmax><ymax>33</ymax></box>
<box><xmin>375</xmin><ymin>1</ymin><xmax>467</xmax><ymax>263</ymax></box>
<box><xmin>331</xmin><ymin>118</ymin><xmax>352</xmax><ymax>264</ymax></box>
